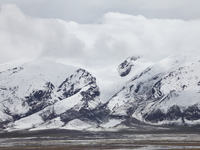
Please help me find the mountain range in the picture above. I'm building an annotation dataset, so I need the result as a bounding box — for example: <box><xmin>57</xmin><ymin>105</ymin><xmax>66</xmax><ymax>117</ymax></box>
<box><xmin>0</xmin><ymin>55</ymin><xmax>200</xmax><ymax>132</ymax></box>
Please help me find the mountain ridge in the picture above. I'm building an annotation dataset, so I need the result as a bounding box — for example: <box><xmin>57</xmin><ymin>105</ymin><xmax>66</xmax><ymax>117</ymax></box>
<box><xmin>1</xmin><ymin>55</ymin><xmax>200</xmax><ymax>132</ymax></box>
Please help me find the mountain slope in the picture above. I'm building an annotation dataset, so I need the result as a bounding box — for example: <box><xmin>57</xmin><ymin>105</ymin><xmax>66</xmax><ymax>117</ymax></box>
<box><xmin>0</xmin><ymin>58</ymin><xmax>106</xmax><ymax>131</ymax></box>
<box><xmin>107</xmin><ymin>55</ymin><xmax>200</xmax><ymax>126</ymax></box>
<box><xmin>1</xmin><ymin>55</ymin><xmax>200</xmax><ymax>131</ymax></box>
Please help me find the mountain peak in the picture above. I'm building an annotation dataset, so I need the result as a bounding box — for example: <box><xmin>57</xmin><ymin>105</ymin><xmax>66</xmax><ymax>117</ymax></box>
<box><xmin>1</xmin><ymin>54</ymin><xmax>200</xmax><ymax>131</ymax></box>
<box><xmin>118</xmin><ymin>56</ymin><xmax>140</xmax><ymax>77</ymax></box>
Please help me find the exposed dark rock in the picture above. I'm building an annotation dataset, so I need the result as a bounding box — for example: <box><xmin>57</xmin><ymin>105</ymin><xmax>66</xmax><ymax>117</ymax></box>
<box><xmin>79</xmin><ymin>105</ymin><xmax>110</xmax><ymax>124</ymax></box>
<box><xmin>184</xmin><ymin>105</ymin><xmax>200</xmax><ymax>121</ymax></box>
<box><xmin>60</xmin><ymin>109</ymin><xmax>81</xmax><ymax>123</ymax></box>
<box><xmin>118</xmin><ymin>60</ymin><xmax>133</xmax><ymax>77</ymax></box>
<box><xmin>40</xmin><ymin>109</ymin><xmax>57</xmax><ymax>122</ymax></box>
<box><xmin>166</xmin><ymin>105</ymin><xmax>182</xmax><ymax>120</ymax></box>
<box><xmin>118</xmin><ymin>56</ymin><xmax>139</xmax><ymax>77</ymax></box>
<box><xmin>58</xmin><ymin>69</ymin><xmax>97</xmax><ymax>100</ymax></box>
<box><xmin>25</xmin><ymin>82</ymin><xmax>55</xmax><ymax>116</ymax></box>
<box><xmin>144</xmin><ymin>109</ymin><xmax>166</xmax><ymax>123</ymax></box>
<box><xmin>143</xmin><ymin>104</ymin><xmax>200</xmax><ymax>124</ymax></box>
<box><xmin>60</xmin><ymin>104</ymin><xmax>109</xmax><ymax>125</ymax></box>
<box><xmin>151</xmin><ymin>80</ymin><xmax>163</xmax><ymax>99</ymax></box>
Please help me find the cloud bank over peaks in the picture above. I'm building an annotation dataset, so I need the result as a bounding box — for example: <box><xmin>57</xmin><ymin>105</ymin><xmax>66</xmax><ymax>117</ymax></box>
<box><xmin>1</xmin><ymin>4</ymin><xmax>200</xmax><ymax>70</ymax></box>
<box><xmin>0</xmin><ymin>4</ymin><xmax>85</xmax><ymax>64</ymax></box>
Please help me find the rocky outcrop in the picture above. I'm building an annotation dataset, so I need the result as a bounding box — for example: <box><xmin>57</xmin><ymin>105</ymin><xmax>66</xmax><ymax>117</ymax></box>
<box><xmin>0</xmin><ymin>59</ymin><xmax>106</xmax><ymax>131</ymax></box>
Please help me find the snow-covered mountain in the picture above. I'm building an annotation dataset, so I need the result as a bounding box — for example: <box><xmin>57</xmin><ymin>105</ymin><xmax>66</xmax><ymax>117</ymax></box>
<box><xmin>107</xmin><ymin>54</ymin><xmax>200</xmax><ymax>126</ymax></box>
<box><xmin>1</xmin><ymin>55</ymin><xmax>200</xmax><ymax>132</ymax></box>
<box><xmin>0</xmin><ymin>58</ymin><xmax>108</xmax><ymax>131</ymax></box>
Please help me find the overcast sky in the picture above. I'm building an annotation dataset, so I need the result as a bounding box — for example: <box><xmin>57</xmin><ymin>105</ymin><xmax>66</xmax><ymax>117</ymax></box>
<box><xmin>0</xmin><ymin>0</ymin><xmax>200</xmax><ymax>69</ymax></box>
<box><xmin>1</xmin><ymin>0</ymin><xmax>200</xmax><ymax>23</ymax></box>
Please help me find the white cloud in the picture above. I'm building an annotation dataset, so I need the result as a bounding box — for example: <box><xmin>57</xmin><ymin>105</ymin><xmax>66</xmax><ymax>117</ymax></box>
<box><xmin>0</xmin><ymin>4</ymin><xmax>200</xmax><ymax>69</ymax></box>
<box><xmin>0</xmin><ymin>4</ymin><xmax>42</xmax><ymax>62</ymax></box>
<box><xmin>0</xmin><ymin>4</ymin><xmax>86</xmax><ymax>63</ymax></box>
<box><xmin>1</xmin><ymin>0</ymin><xmax>200</xmax><ymax>23</ymax></box>
<box><xmin>1</xmin><ymin>4</ymin><xmax>200</xmax><ymax>102</ymax></box>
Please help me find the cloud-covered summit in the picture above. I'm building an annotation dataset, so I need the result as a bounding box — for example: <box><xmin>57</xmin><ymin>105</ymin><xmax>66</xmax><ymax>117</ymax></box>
<box><xmin>0</xmin><ymin>4</ymin><xmax>200</xmax><ymax>69</ymax></box>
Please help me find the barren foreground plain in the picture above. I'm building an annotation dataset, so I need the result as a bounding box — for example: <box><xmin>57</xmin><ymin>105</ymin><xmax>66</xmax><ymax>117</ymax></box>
<box><xmin>0</xmin><ymin>127</ymin><xmax>200</xmax><ymax>150</ymax></box>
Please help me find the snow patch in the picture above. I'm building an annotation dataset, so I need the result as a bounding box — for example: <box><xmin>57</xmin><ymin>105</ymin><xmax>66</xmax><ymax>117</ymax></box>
<box><xmin>62</xmin><ymin>119</ymin><xmax>91</xmax><ymax>130</ymax></box>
